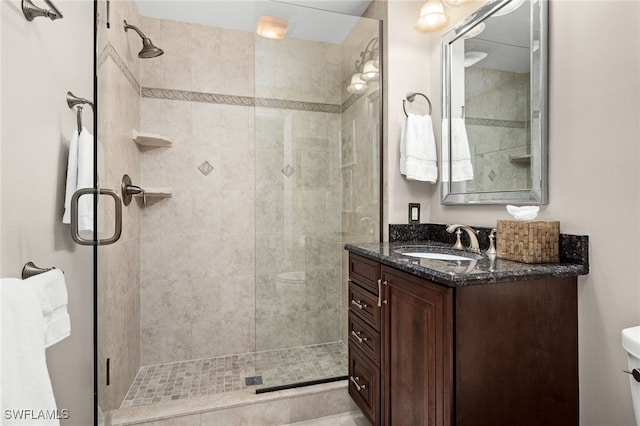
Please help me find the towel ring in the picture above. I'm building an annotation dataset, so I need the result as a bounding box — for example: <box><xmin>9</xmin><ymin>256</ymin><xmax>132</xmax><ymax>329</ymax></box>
<box><xmin>403</xmin><ymin>92</ymin><xmax>432</xmax><ymax>117</ymax></box>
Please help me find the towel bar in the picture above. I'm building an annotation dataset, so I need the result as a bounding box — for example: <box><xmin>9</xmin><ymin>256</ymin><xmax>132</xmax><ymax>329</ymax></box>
<box><xmin>22</xmin><ymin>0</ymin><xmax>63</xmax><ymax>21</ymax></box>
<box><xmin>22</xmin><ymin>262</ymin><xmax>56</xmax><ymax>279</ymax></box>
<box><xmin>403</xmin><ymin>92</ymin><xmax>432</xmax><ymax>117</ymax></box>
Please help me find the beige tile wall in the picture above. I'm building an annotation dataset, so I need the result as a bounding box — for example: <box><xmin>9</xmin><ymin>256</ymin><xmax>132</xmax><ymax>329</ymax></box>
<box><xmin>137</xmin><ymin>15</ymin><xmax>380</xmax><ymax>366</ymax></box>
<box><xmin>464</xmin><ymin>67</ymin><xmax>530</xmax><ymax>192</ymax></box>
<box><xmin>97</xmin><ymin>0</ymin><xmax>142</xmax><ymax>411</ymax></box>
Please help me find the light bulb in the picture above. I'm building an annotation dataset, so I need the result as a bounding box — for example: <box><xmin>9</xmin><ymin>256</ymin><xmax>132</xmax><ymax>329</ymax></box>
<box><xmin>361</xmin><ymin>60</ymin><xmax>379</xmax><ymax>82</ymax></box>
<box><xmin>347</xmin><ymin>73</ymin><xmax>369</xmax><ymax>94</ymax></box>
<box><xmin>415</xmin><ymin>0</ymin><xmax>450</xmax><ymax>32</ymax></box>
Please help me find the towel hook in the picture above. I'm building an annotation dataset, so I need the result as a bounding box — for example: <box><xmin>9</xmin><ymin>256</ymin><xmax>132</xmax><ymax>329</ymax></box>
<box><xmin>67</xmin><ymin>91</ymin><xmax>93</xmax><ymax>135</ymax></box>
<box><xmin>403</xmin><ymin>92</ymin><xmax>432</xmax><ymax>117</ymax></box>
<box><xmin>22</xmin><ymin>262</ymin><xmax>56</xmax><ymax>279</ymax></box>
<box><xmin>66</xmin><ymin>91</ymin><xmax>93</xmax><ymax>110</ymax></box>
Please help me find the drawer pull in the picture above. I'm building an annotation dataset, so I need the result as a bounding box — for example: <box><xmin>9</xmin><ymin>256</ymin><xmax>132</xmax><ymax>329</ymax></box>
<box><xmin>350</xmin><ymin>376</ymin><xmax>367</xmax><ymax>392</ymax></box>
<box><xmin>377</xmin><ymin>279</ymin><xmax>382</xmax><ymax>307</ymax></box>
<box><xmin>351</xmin><ymin>330</ymin><xmax>368</xmax><ymax>343</ymax></box>
<box><xmin>351</xmin><ymin>299</ymin><xmax>368</xmax><ymax>310</ymax></box>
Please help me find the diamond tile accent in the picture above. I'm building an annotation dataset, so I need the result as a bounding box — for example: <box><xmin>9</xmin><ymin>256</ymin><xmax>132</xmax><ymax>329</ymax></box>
<box><xmin>198</xmin><ymin>161</ymin><xmax>214</xmax><ymax>176</ymax></box>
<box><xmin>281</xmin><ymin>164</ymin><xmax>296</xmax><ymax>177</ymax></box>
<box><xmin>488</xmin><ymin>170</ymin><xmax>497</xmax><ymax>181</ymax></box>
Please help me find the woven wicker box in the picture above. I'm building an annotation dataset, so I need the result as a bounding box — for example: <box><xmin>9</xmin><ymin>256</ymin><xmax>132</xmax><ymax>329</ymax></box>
<box><xmin>496</xmin><ymin>220</ymin><xmax>559</xmax><ymax>263</ymax></box>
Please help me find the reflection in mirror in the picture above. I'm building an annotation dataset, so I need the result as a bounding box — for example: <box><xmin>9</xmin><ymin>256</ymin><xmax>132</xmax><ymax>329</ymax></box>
<box><xmin>441</xmin><ymin>0</ymin><xmax>547</xmax><ymax>204</ymax></box>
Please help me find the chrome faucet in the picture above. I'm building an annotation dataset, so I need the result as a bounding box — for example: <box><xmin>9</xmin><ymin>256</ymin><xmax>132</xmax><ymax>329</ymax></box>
<box><xmin>446</xmin><ymin>224</ymin><xmax>480</xmax><ymax>253</ymax></box>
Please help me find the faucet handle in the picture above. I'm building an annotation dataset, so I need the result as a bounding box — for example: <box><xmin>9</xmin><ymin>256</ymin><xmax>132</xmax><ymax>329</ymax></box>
<box><xmin>486</xmin><ymin>228</ymin><xmax>497</xmax><ymax>255</ymax></box>
<box><xmin>453</xmin><ymin>228</ymin><xmax>464</xmax><ymax>250</ymax></box>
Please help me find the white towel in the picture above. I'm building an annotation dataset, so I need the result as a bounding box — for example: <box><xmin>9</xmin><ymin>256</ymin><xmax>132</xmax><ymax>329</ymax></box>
<box><xmin>1</xmin><ymin>278</ymin><xmax>60</xmax><ymax>426</ymax></box>
<box><xmin>28</xmin><ymin>269</ymin><xmax>70</xmax><ymax>348</ymax></box>
<box><xmin>62</xmin><ymin>127</ymin><xmax>94</xmax><ymax>238</ymax></box>
<box><xmin>442</xmin><ymin>118</ymin><xmax>474</xmax><ymax>182</ymax></box>
<box><xmin>400</xmin><ymin>113</ymin><xmax>438</xmax><ymax>182</ymax></box>
<box><xmin>61</xmin><ymin>130</ymin><xmax>79</xmax><ymax>224</ymax></box>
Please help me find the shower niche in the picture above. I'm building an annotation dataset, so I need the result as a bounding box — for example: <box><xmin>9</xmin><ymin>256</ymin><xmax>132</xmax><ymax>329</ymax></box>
<box><xmin>96</xmin><ymin>0</ymin><xmax>381</xmax><ymax>413</ymax></box>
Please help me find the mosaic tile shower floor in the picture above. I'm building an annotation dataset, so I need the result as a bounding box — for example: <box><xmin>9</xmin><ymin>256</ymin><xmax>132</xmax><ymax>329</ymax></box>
<box><xmin>120</xmin><ymin>342</ymin><xmax>347</xmax><ymax>408</ymax></box>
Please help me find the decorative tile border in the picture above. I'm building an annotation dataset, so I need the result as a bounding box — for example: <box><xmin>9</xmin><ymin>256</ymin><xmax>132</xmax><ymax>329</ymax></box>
<box><xmin>341</xmin><ymin>92</ymin><xmax>364</xmax><ymax>112</ymax></box>
<box><xmin>99</xmin><ymin>41</ymin><xmax>343</xmax><ymax>114</ymax></box>
<box><xmin>142</xmin><ymin>87</ymin><xmax>341</xmax><ymax>114</ymax></box>
<box><xmin>466</xmin><ymin>117</ymin><xmax>526</xmax><ymax>129</ymax></box>
<box><xmin>98</xmin><ymin>42</ymin><xmax>141</xmax><ymax>93</ymax></box>
<box><xmin>255</xmin><ymin>97</ymin><xmax>341</xmax><ymax>114</ymax></box>
<box><xmin>142</xmin><ymin>87</ymin><xmax>254</xmax><ymax>106</ymax></box>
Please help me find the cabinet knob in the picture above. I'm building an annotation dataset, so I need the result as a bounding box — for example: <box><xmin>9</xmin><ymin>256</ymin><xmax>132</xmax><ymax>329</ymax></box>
<box><xmin>351</xmin><ymin>299</ymin><xmax>368</xmax><ymax>310</ymax></box>
<box><xmin>624</xmin><ymin>369</ymin><xmax>640</xmax><ymax>382</ymax></box>
<box><xmin>350</xmin><ymin>376</ymin><xmax>367</xmax><ymax>392</ymax></box>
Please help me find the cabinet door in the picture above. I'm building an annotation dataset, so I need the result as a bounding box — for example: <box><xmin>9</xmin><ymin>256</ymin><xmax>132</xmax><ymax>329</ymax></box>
<box><xmin>382</xmin><ymin>267</ymin><xmax>453</xmax><ymax>426</ymax></box>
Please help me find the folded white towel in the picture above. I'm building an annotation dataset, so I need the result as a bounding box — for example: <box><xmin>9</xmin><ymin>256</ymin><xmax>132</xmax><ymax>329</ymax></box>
<box><xmin>26</xmin><ymin>269</ymin><xmax>70</xmax><ymax>348</ymax></box>
<box><xmin>62</xmin><ymin>129</ymin><xmax>79</xmax><ymax>224</ymax></box>
<box><xmin>400</xmin><ymin>113</ymin><xmax>438</xmax><ymax>183</ymax></box>
<box><xmin>77</xmin><ymin>128</ymin><xmax>94</xmax><ymax>238</ymax></box>
<box><xmin>442</xmin><ymin>118</ymin><xmax>474</xmax><ymax>182</ymax></box>
<box><xmin>1</xmin><ymin>278</ymin><xmax>60</xmax><ymax>425</ymax></box>
<box><xmin>62</xmin><ymin>128</ymin><xmax>94</xmax><ymax>239</ymax></box>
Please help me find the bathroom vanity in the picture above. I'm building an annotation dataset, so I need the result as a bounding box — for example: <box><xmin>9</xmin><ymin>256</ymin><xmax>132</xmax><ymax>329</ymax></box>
<box><xmin>345</xmin><ymin>228</ymin><xmax>589</xmax><ymax>426</ymax></box>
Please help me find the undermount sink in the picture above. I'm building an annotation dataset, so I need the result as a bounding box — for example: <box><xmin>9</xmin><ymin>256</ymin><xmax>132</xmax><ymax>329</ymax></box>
<box><xmin>396</xmin><ymin>246</ymin><xmax>479</xmax><ymax>261</ymax></box>
<box><xmin>399</xmin><ymin>252</ymin><xmax>475</xmax><ymax>261</ymax></box>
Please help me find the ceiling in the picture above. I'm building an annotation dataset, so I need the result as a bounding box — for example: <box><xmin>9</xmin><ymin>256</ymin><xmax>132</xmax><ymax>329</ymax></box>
<box><xmin>134</xmin><ymin>0</ymin><xmax>373</xmax><ymax>44</ymax></box>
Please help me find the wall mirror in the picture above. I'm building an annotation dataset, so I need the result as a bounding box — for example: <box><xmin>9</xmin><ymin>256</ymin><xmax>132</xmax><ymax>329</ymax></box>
<box><xmin>441</xmin><ymin>0</ymin><xmax>548</xmax><ymax>204</ymax></box>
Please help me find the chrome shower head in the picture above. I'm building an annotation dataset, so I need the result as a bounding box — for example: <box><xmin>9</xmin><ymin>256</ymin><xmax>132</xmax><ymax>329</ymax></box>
<box><xmin>123</xmin><ymin>20</ymin><xmax>164</xmax><ymax>59</ymax></box>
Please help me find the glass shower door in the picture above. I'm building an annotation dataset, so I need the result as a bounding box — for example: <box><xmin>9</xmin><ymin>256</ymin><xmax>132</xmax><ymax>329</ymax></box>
<box><xmin>253</xmin><ymin>12</ymin><xmax>381</xmax><ymax>391</ymax></box>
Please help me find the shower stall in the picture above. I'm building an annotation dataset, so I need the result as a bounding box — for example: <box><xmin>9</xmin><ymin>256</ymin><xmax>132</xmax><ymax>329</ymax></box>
<box><xmin>96</xmin><ymin>0</ymin><xmax>381</xmax><ymax>416</ymax></box>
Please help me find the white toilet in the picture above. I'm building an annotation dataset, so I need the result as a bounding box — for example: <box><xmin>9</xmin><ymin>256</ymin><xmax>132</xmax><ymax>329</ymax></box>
<box><xmin>622</xmin><ymin>326</ymin><xmax>640</xmax><ymax>425</ymax></box>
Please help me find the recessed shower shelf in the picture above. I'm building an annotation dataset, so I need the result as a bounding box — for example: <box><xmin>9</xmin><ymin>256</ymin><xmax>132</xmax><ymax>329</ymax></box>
<box><xmin>132</xmin><ymin>130</ymin><xmax>172</xmax><ymax>147</ymax></box>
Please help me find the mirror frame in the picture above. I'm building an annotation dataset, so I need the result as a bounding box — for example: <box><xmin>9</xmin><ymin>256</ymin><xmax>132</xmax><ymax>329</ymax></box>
<box><xmin>441</xmin><ymin>0</ymin><xmax>548</xmax><ymax>205</ymax></box>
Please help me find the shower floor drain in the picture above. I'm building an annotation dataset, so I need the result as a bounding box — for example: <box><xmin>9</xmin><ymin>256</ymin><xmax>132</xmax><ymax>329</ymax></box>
<box><xmin>245</xmin><ymin>376</ymin><xmax>263</xmax><ymax>386</ymax></box>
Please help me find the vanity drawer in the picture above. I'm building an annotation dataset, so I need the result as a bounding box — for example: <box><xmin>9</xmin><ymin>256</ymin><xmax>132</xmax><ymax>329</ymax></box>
<box><xmin>349</xmin><ymin>254</ymin><xmax>381</xmax><ymax>295</ymax></box>
<box><xmin>349</xmin><ymin>346</ymin><xmax>380</xmax><ymax>426</ymax></box>
<box><xmin>349</xmin><ymin>281</ymin><xmax>381</xmax><ymax>330</ymax></box>
<box><xmin>349</xmin><ymin>312</ymin><xmax>380</xmax><ymax>366</ymax></box>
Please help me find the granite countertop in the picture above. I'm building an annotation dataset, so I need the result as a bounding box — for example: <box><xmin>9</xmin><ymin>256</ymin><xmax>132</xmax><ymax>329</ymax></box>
<box><xmin>345</xmin><ymin>223</ymin><xmax>590</xmax><ymax>288</ymax></box>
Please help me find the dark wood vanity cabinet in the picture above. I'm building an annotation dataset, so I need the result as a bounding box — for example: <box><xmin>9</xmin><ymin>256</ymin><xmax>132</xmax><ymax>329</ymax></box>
<box><xmin>348</xmin><ymin>253</ymin><xmax>579</xmax><ymax>426</ymax></box>
<box><xmin>381</xmin><ymin>266</ymin><xmax>453</xmax><ymax>426</ymax></box>
<box><xmin>348</xmin><ymin>254</ymin><xmax>381</xmax><ymax>425</ymax></box>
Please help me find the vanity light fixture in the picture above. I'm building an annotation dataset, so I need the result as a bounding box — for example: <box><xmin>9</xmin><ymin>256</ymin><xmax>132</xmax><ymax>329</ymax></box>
<box><xmin>347</xmin><ymin>37</ymin><xmax>379</xmax><ymax>94</ymax></box>
<box><xmin>415</xmin><ymin>0</ymin><xmax>449</xmax><ymax>32</ymax></box>
<box><xmin>347</xmin><ymin>73</ymin><xmax>368</xmax><ymax>94</ymax></box>
<box><xmin>256</xmin><ymin>15</ymin><xmax>288</xmax><ymax>40</ymax></box>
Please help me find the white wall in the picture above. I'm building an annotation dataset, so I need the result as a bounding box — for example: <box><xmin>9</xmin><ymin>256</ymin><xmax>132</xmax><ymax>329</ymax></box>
<box><xmin>1</xmin><ymin>1</ymin><xmax>94</xmax><ymax>425</ymax></box>
<box><xmin>385</xmin><ymin>1</ymin><xmax>640</xmax><ymax>424</ymax></box>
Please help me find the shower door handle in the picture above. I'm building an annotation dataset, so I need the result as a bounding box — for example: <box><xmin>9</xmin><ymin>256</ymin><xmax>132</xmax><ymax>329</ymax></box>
<box><xmin>70</xmin><ymin>188</ymin><xmax>122</xmax><ymax>246</ymax></box>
